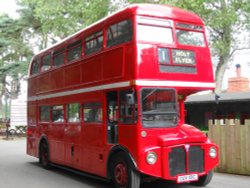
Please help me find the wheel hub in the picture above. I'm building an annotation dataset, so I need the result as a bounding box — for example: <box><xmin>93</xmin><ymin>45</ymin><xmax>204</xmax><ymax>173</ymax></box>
<box><xmin>115</xmin><ymin>163</ymin><xmax>128</xmax><ymax>186</ymax></box>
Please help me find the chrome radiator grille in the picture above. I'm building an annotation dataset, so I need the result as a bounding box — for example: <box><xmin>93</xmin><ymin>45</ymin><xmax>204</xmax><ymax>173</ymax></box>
<box><xmin>168</xmin><ymin>145</ymin><xmax>204</xmax><ymax>177</ymax></box>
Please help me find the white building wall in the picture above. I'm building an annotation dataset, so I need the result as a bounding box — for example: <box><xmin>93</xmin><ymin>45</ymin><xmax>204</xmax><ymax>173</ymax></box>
<box><xmin>10</xmin><ymin>99</ymin><xmax>27</xmax><ymax>127</ymax></box>
<box><xmin>10</xmin><ymin>79</ymin><xmax>27</xmax><ymax>128</ymax></box>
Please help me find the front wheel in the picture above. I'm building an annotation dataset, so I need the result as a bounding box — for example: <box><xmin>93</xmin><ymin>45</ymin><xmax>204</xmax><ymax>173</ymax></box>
<box><xmin>112</xmin><ymin>153</ymin><xmax>140</xmax><ymax>188</ymax></box>
<box><xmin>191</xmin><ymin>171</ymin><xmax>213</xmax><ymax>186</ymax></box>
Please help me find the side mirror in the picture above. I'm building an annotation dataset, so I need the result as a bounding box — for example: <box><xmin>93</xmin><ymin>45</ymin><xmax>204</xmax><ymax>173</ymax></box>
<box><xmin>126</xmin><ymin>93</ymin><xmax>135</xmax><ymax>105</ymax></box>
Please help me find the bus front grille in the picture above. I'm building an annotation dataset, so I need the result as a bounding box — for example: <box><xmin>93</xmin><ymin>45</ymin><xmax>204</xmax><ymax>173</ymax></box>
<box><xmin>188</xmin><ymin>146</ymin><xmax>204</xmax><ymax>173</ymax></box>
<box><xmin>168</xmin><ymin>145</ymin><xmax>204</xmax><ymax>177</ymax></box>
<box><xmin>169</xmin><ymin>147</ymin><xmax>186</xmax><ymax>176</ymax></box>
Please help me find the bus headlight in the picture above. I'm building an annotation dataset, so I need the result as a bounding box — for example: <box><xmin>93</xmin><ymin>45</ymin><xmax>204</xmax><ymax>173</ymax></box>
<box><xmin>209</xmin><ymin>147</ymin><xmax>217</xmax><ymax>159</ymax></box>
<box><xmin>146</xmin><ymin>151</ymin><xmax>157</xmax><ymax>165</ymax></box>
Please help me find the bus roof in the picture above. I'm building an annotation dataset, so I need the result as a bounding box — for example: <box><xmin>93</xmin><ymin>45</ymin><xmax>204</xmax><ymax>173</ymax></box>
<box><xmin>32</xmin><ymin>4</ymin><xmax>203</xmax><ymax>58</ymax></box>
<box><xmin>132</xmin><ymin>4</ymin><xmax>203</xmax><ymax>23</ymax></box>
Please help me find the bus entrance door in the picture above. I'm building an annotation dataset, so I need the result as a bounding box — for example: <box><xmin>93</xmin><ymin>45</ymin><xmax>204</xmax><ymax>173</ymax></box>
<box><xmin>106</xmin><ymin>91</ymin><xmax>118</xmax><ymax>144</ymax></box>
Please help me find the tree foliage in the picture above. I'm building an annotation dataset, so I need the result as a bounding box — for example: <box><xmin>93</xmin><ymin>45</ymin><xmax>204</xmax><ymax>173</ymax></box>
<box><xmin>0</xmin><ymin>0</ymin><xmax>111</xmax><ymax>117</ymax></box>
<box><xmin>0</xmin><ymin>13</ymin><xmax>32</xmax><ymax>86</ymax></box>
<box><xmin>0</xmin><ymin>13</ymin><xmax>33</xmax><ymax>116</ymax></box>
<box><xmin>18</xmin><ymin>0</ymin><xmax>110</xmax><ymax>47</ymax></box>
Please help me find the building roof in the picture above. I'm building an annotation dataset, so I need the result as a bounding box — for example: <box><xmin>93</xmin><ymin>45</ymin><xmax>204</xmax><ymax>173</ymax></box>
<box><xmin>186</xmin><ymin>91</ymin><xmax>250</xmax><ymax>104</ymax></box>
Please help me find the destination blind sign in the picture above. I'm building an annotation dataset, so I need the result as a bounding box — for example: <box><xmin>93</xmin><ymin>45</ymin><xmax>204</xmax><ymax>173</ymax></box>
<box><xmin>172</xmin><ymin>49</ymin><xmax>195</xmax><ymax>65</ymax></box>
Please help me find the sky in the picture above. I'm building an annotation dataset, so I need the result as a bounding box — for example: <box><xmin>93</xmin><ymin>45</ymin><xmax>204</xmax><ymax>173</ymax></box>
<box><xmin>223</xmin><ymin>50</ymin><xmax>250</xmax><ymax>90</ymax></box>
<box><xmin>0</xmin><ymin>0</ymin><xmax>250</xmax><ymax>91</ymax></box>
<box><xmin>0</xmin><ymin>0</ymin><xmax>18</xmax><ymax>18</ymax></box>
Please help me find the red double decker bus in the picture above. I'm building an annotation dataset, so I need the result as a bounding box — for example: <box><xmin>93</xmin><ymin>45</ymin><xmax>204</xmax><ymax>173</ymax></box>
<box><xmin>27</xmin><ymin>4</ymin><xmax>218</xmax><ymax>188</ymax></box>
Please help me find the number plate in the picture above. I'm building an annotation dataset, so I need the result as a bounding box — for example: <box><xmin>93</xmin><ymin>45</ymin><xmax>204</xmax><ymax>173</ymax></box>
<box><xmin>177</xmin><ymin>174</ymin><xmax>198</xmax><ymax>183</ymax></box>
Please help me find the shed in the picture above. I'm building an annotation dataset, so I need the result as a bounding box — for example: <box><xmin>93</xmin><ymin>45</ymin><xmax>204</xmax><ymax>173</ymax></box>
<box><xmin>185</xmin><ymin>91</ymin><xmax>250</xmax><ymax>129</ymax></box>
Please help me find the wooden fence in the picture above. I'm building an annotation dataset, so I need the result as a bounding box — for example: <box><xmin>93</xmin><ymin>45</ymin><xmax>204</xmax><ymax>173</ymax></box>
<box><xmin>208</xmin><ymin>119</ymin><xmax>250</xmax><ymax>175</ymax></box>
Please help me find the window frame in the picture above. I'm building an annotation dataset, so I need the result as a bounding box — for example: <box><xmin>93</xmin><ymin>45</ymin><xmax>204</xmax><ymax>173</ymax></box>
<box><xmin>67</xmin><ymin>103</ymin><xmax>81</xmax><ymax>123</ymax></box>
<box><xmin>83</xmin><ymin>102</ymin><xmax>103</xmax><ymax>123</ymax></box>
<box><xmin>140</xmin><ymin>88</ymin><xmax>179</xmax><ymax>128</ymax></box>
<box><xmin>31</xmin><ymin>59</ymin><xmax>40</xmax><ymax>75</ymax></box>
<box><xmin>106</xmin><ymin>19</ymin><xmax>133</xmax><ymax>48</ymax></box>
<box><xmin>67</xmin><ymin>40</ymin><xmax>82</xmax><ymax>63</ymax></box>
<box><xmin>41</xmin><ymin>54</ymin><xmax>52</xmax><ymax>72</ymax></box>
<box><xmin>84</xmin><ymin>31</ymin><xmax>103</xmax><ymax>56</ymax></box>
<box><xmin>39</xmin><ymin>106</ymin><xmax>51</xmax><ymax>122</ymax></box>
<box><xmin>176</xmin><ymin>29</ymin><xmax>206</xmax><ymax>47</ymax></box>
<box><xmin>137</xmin><ymin>24</ymin><xmax>173</xmax><ymax>45</ymax></box>
<box><xmin>175</xmin><ymin>22</ymin><xmax>206</xmax><ymax>47</ymax></box>
<box><xmin>52</xmin><ymin>105</ymin><xmax>65</xmax><ymax>123</ymax></box>
<box><xmin>53</xmin><ymin>48</ymin><xmax>65</xmax><ymax>67</ymax></box>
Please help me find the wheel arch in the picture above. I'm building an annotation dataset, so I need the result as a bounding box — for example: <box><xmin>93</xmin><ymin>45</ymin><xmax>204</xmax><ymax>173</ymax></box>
<box><xmin>106</xmin><ymin>145</ymin><xmax>138</xmax><ymax>179</ymax></box>
<box><xmin>38</xmin><ymin>135</ymin><xmax>49</xmax><ymax>159</ymax></box>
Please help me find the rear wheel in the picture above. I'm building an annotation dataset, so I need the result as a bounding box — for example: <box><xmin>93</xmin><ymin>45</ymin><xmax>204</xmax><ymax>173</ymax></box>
<box><xmin>111</xmin><ymin>152</ymin><xmax>140</xmax><ymax>188</ymax></box>
<box><xmin>191</xmin><ymin>171</ymin><xmax>213</xmax><ymax>186</ymax></box>
<box><xmin>39</xmin><ymin>140</ymin><xmax>51</xmax><ymax>169</ymax></box>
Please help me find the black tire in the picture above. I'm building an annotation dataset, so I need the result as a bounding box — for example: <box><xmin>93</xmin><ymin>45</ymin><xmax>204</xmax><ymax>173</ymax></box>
<box><xmin>191</xmin><ymin>171</ymin><xmax>213</xmax><ymax>186</ymax></box>
<box><xmin>111</xmin><ymin>152</ymin><xmax>140</xmax><ymax>188</ymax></box>
<box><xmin>39</xmin><ymin>140</ymin><xmax>51</xmax><ymax>169</ymax></box>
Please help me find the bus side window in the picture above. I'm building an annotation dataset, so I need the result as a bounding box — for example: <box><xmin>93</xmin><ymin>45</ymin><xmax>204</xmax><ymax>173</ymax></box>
<box><xmin>83</xmin><ymin>102</ymin><xmax>103</xmax><ymax>123</ymax></box>
<box><xmin>67</xmin><ymin>103</ymin><xmax>80</xmax><ymax>123</ymax></box>
<box><xmin>31</xmin><ymin>60</ymin><xmax>40</xmax><ymax>75</ymax></box>
<box><xmin>107</xmin><ymin>19</ymin><xmax>133</xmax><ymax>47</ymax></box>
<box><xmin>84</xmin><ymin>31</ymin><xmax>103</xmax><ymax>55</ymax></box>
<box><xmin>67</xmin><ymin>40</ymin><xmax>82</xmax><ymax>62</ymax></box>
<box><xmin>41</xmin><ymin>54</ymin><xmax>51</xmax><ymax>72</ymax></box>
<box><xmin>52</xmin><ymin>105</ymin><xmax>64</xmax><ymax>123</ymax></box>
<box><xmin>40</xmin><ymin>106</ymin><xmax>50</xmax><ymax>122</ymax></box>
<box><xmin>53</xmin><ymin>48</ymin><xmax>65</xmax><ymax>67</ymax></box>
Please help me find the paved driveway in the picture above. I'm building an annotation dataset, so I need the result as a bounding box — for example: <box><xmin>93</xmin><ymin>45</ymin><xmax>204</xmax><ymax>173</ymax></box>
<box><xmin>0</xmin><ymin>139</ymin><xmax>249</xmax><ymax>188</ymax></box>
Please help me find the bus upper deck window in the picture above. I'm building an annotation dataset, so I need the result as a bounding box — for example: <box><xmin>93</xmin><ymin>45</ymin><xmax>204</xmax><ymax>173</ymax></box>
<box><xmin>67</xmin><ymin>40</ymin><xmax>82</xmax><ymax>62</ymax></box>
<box><xmin>41</xmin><ymin>54</ymin><xmax>51</xmax><ymax>72</ymax></box>
<box><xmin>31</xmin><ymin>60</ymin><xmax>40</xmax><ymax>75</ymax></box>
<box><xmin>53</xmin><ymin>48</ymin><xmax>65</xmax><ymax>67</ymax></box>
<box><xmin>84</xmin><ymin>31</ymin><xmax>103</xmax><ymax>55</ymax></box>
<box><xmin>176</xmin><ymin>23</ymin><xmax>205</xmax><ymax>47</ymax></box>
<box><xmin>137</xmin><ymin>25</ymin><xmax>173</xmax><ymax>44</ymax></box>
<box><xmin>137</xmin><ymin>16</ymin><xmax>173</xmax><ymax>44</ymax></box>
<box><xmin>176</xmin><ymin>30</ymin><xmax>205</xmax><ymax>47</ymax></box>
<box><xmin>107</xmin><ymin>19</ymin><xmax>133</xmax><ymax>47</ymax></box>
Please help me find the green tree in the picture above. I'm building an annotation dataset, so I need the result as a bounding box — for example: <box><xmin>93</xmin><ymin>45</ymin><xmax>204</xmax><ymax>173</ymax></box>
<box><xmin>0</xmin><ymin>13</ymin><xmax>33</xmax><ymax>117</ymax></box>
<box><xmin>0</xmin><ymin>0</ymin><xmax>112</xmax><ymax>117</ymax></box>
<box><xmin>128</xmin><ymin>0</ymin><xmax>250</xmax><ymax>92</ymax></box>
<box><xmin>18</xmin><ymin>0</ymin><xmax>110</xmax><ymax>49</ymax></box>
